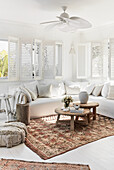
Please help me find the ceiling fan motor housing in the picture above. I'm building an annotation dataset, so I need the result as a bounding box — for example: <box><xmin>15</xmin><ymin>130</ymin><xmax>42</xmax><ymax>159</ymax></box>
<box><xmin>60</xmin><ymin>12</ymin><xmax>69</xmax><ymax>18</ymax></box>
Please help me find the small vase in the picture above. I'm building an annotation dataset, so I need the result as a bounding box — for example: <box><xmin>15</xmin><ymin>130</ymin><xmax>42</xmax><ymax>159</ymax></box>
<box><xmin>64</xmin><ymin>102</ymin><xmax>70</xmax><ymax>108</ymax></box>
<box><xmin>79</xmin><ymin>91</ymin><xmax>89</xmax><ymax>104</ymax></box>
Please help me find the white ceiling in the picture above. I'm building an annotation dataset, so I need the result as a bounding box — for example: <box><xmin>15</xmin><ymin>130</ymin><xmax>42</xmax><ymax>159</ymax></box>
<box><xmin>0</xmin><ymin>0</ymin><xmax>114</xmax><ymax>28</ymax></box>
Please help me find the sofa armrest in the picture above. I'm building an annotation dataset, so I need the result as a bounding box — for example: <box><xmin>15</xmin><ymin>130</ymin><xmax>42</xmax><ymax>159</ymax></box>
<box><xmin>16</xmin><ymin>103</ymin><xmax>30</xmax><ymax>125</ymax></box>
<box><xmin>18</xmin><ymin>92</ymin><xmax>28</xmax><ymax>104</ymax></box>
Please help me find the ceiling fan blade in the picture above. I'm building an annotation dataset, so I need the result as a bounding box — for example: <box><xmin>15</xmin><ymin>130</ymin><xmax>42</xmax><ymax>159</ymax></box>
<box><xmin>44</xmin><ymin>22</ymin><xmax>63</xmax><ymax>31</ymax></box>
<box><xmin>69</xmin><ymin>17</ymin><xmax>80</xmax><ymax>23</ymax></box>
<box><xmin>69</xmin><ymin>17</ymin><xmax>92</xmax><ymax>28</ymax></box>
<box><xmin>59</xmin><ymin>24</ymin><xmax>76</xmax><ymax>32</ymax></box>
<box><xmin>40</xmin><ymin>21</ymin><xmax>59</xmax><ymax>25</ymax></box>
<box><xmin>56</xmin><ymin>16</ymin><xmax>66</xmax><ymax>22</ymax></box>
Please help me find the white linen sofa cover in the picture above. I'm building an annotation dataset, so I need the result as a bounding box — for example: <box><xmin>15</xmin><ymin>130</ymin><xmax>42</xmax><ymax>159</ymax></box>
<box><xmin>29</xmin><ymin>96</ymin><xmax>64</xmax><ymax>118</ymax></box>
<box><xmin>10</xmin><ymin>80</ymin><xmax>114</xmax><ymax>119</ymax></box>
<box><xmin>29</xmin><ymin>94</ymin><xmax>114</xmax><ymax>119</ymax></box>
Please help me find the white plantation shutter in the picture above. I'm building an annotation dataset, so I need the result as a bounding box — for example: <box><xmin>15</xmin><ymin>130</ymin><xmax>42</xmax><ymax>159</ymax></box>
<box><xmin>20</xmin><ymin>43</ymin><xmax>32</xmax><ymax>80</ymax></box>
<box><xmin>91</xmin><ymin>42</ymin><xmax>102</xmax><ymax>78</ymax></box>
<box><xmin>33</xmin><ymin>39</ymin><xmax>42</xmax><ymax>79</ymax></box>
<box><xmin>102</xmin><ymin>39</ymin><xmax>109</xmax><ymax>80</ymax></box>
<box><xmin>110</xmin><ymin>39</ymin><xmax>114</xmax><ymax>79</ymax></box>
<box><xmin>8</xmin><ymin>37</ymin><xmax>19</xmax><ymax>81</ymax></box>
<box><xmin>43</xmin><ymin>42</ymin><xmax>55</xmax><ymax>79</ymax></box>
<box><xmin>55</xmin><ymin>42</ymin><xmax>62</xmax><ymax>78</ymax></box>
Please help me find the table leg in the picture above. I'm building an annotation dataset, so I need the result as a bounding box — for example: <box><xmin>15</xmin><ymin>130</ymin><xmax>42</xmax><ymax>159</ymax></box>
<box><xmin>93</xmin><ymin>107</ymin><xmax>96</xmax><ymax>120</ymax></box>
<box><xmin>87</xmin><ymin>113</ymin><xmax>90</xmax><ymax>123</ymax></box>
<box><xmin>70</xmin><ymin>115</ymin><xmax>74</xmax><ymax>131</ymax></box>
<box><xmin>0</xmin><ymin>99</ymin><xmax>1</xmax><ymax>110</ymax></box>
<box><xmin>56</xmin><ymin>114</ymin><xmax>60</xmax><ymax>125</ymax></box>
<box><xmin>4</xmin><ymin>99</ymin><xmax>9</xmax><ymax>121</ymax></box>
<box><xmin>76</xmin><ymin>116</ymin><xmax>79</xmax><ymax>121</ymax></box>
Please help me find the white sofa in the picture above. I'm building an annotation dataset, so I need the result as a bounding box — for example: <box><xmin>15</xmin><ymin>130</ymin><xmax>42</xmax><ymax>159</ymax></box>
<box><xmin>12</xmin><ymin>80</ymin><xmax>114</xmax><ymax>119</ymax></box>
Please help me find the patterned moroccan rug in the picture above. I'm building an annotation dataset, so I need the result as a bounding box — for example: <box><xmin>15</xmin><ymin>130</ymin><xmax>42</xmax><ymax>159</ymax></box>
<box><xmin>25</xmin><ymin>114</ymin><xmax>114</xmax><ymax>160</ymax></box>
<box><xmin>0</xmin><ymin>159</ymin><xmax>90</xmax><ymax>170</ymax></box>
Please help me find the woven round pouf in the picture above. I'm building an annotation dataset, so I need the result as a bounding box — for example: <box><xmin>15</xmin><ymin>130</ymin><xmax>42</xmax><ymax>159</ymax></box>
<box><xmin>0</xmin><ymin>122</ymin><xmax>27</xmax><ymax>148</ymax></box>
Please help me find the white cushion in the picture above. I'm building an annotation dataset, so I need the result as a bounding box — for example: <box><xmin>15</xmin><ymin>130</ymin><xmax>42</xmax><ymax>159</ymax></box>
<box><xmin>65</xmin><ymin>85</ymin><xmax>80</xmax><ymax>95</ymax></box>
<box><xmin>18</xmin><ymin>92</ymin><xmax>28</xmax><ymax>104</ymax></box>
<box><xmin>24</xmin><ymin>81</ymin><xmax>38</xmax><ymax>97</ymax></box>
<box><xmin>20</xmin><ymin>87</ymin><xmax>32</xmax><ymax>103</ymax></box>
<box><xmin>26</xmin><ymin>88</ymin><xmax>37</xmax><ymax>101</ymax></box>
<box><xmin>85</xmin><ymin>84</ymin><xmax>95</xmax><ymax>95</ymax></box>
<box><xmin>38</xmin><ymin>84</ymin><xmax>52</xmax><ymax>97</ymax></box>
<box><xmin>51</xmin><ymin>82</ymin><xmax>65</xmax><ymax>97</ymax></box>
<box><xmin>107</xmin><ymin>85</ymin><xmax>114</xmax><ymax>100</ymax></box>
<box><xmin>65</xmin><ymin>80</ymin><xmax>80</xmax><ymax>87</ymax></box>
<box><xmin>92</xmin><ymin>85</ymin><xmax>103</xmax><ymax>96</ymax></box>
<box><xmin>101</xmin><ymin>82</ymin><xmax>110</xmax><ymax>98</ymax></box>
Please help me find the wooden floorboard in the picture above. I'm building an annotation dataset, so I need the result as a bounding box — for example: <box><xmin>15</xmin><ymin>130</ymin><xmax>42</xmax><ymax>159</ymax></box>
<box><xmin>0</xmin><ymin>113</ymin><xmax>114</xmax><ymax>170</ymax></box>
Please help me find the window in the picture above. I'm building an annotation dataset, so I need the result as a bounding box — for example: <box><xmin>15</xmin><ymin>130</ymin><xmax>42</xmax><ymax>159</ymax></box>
<box><xmin>0</xmin><ymin>40</ymin><xmax>8</xmax><ymax>78</ymax></box>
<box><xmin>43</xmin><ymin>42</ymin><xmax>55</xmax><ymax>79</ymax></box>
<box><xmin>55</xmin><ymin>43</ymin><xmax>62</xmax><ymax>78</ymax></box>
<box><xmin>91</xmin><ymin>43</ymin><xmax>102</xmax><ymax>78</ymax></box>
<box><xmin>32</xmin><ymin>40</ymin><xmax>42</xmax><ymax>79</ymax></box>
<box><xmin>109</xmin><ymin>39</ymin><xmax>114</xmax><ymax>80</ymax></box>
<box><xmin>20</xmin><ymin>43</ymin><xmax>32</xmax><ymax>80</ymax></box>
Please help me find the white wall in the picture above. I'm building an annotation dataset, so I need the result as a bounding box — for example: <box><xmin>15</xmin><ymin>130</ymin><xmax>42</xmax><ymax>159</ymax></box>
<box><xmin>79</xmin><ymin>23</ymin><xmax>114</xmax><ymax>43</ymax></box>
<box><xmin>0</xmin><ymin>20</ymin><xmax>80</xmax><ymax>93</ymax></box>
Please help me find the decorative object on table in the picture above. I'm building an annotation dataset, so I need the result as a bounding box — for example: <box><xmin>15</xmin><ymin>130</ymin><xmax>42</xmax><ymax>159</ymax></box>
<box><xmin>70</xmin><ymin>104</ymin><xmax>83</xmax><ymax>113</ymax></box>
<box><xmin>79</xmin><ymin>91</ymin><xmax>89</xmax><ymax>104</ymax></box>
<box><xmin>0</xmin><ymin>159</ymin><xmax>90</xmax><ymax>170</ymax></box>
<box><xmin>61</xmin><ymin>107</ymin><xmax>70</xmax><ymax>112</ymax></box>
<box><xmin>73</xmin><ymin>104</ymin><xmax>80</xmax><ymax>110</ymax></box>
<box><xmin>25</xmin><ymin>114</ymin><xmax>114</xmax><ymax>160</ymax></box>
<box><xmin>62</xmin><ymin>96</ymin><xmax>73</xmax><ymax>108</ymax></box>
<box><xmin>70</xmin><ymin>108</ymin><xmax>84</xmax><ymax>113</ymax></box>
<box><xmin>0</xmin><ymin>122</ymin><xmax>27</xmax><ymax>148</ymax></box>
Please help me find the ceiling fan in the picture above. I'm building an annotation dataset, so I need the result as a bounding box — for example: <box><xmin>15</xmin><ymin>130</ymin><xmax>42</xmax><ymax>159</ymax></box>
<box><xmin>40</xmin><ymin>6</ymin><xmax>92</xmax><ymax>32</ymax></box>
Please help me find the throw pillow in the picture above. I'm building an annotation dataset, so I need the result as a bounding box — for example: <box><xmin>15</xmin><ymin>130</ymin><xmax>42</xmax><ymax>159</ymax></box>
<box><xmin>65</xmin><ymin>85</ymin><xmax>80</xmax><ymax>95</ymax></box>
<box><xmin>25</xmin><ymin>88</ymin><xmax>37</xmax><ymax>101</ymax></box>
<box><xmin>101</xmin><ymin>82</ymin><xmax>110</xmax><ymax>98</ymax></box>
<box><xmin>38</xmin><ymin>84</ymin><xmax>52</xmax><ymax>97</ymax></box>
<box><xmin>51</xmin><ymin>82</ymin><xmax>65</xmax><ymax>97</ymax></box>
<box><xmin>107</xmin><ymin>85</ymin><xmax>114</xmax><ymax>100</ymax></box>
<box><xmin>24</xmin><ymin>81</ymin><xmax>38</xmax><ymax>97</ymax></box>
<box><xmin>18</xmin><ymin>92</ymin><xmax>28</xmax><ymax>104</ymax></box>
<box><xmin>85</xmin><ymin>84</ymin><xmax>95</xmax><ymax>95</ymax></box>
<box><xmin>92</xmin><ymin>85</ymin><xmax>103</xmax><ymax>96</ymax></box>
<box><xmin>19</xmin><ymin>87</ymin><xmax>32</xmax><ymax>103</ymax></box>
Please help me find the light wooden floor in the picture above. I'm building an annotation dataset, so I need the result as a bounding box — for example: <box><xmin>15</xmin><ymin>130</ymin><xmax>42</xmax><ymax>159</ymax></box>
<box><xmin>0</xmin><ymin>113</ymin><xmax>114</xmax><ymax>170</ymax></box>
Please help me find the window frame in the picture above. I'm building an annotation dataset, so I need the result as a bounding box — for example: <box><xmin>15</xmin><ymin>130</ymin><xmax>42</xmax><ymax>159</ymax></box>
<box><xmin>32</xmin><ymin>39</ymin><xmax>42</xmax><ymax>80</ymax></box>
<box><xmin>55</xmin><ymin>41</ymin><xmax>63</xmax><ymax>79</ymax></box>
<box><xmin>0</xmin><ymin>39</ymin><xmax>9</xmax><ymax>81</ymax></box>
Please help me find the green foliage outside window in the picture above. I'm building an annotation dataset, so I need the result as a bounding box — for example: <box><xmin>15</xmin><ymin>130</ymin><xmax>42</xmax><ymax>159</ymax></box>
<box><xmin>0</xmin><ymin>50</ymin><xmax>8</xmax><ymax>77</ymax></box>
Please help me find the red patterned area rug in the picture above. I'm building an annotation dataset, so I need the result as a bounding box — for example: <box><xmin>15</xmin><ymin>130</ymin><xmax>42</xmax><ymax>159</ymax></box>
<box><xmin>25</xmin><ymin>114</ymin><xmax>114</xmax><ymax>160</ymax></box>
<box><xmin>0</xmin><ymin>159</ymin><xmax>90</xmax><ymax>170</ymax></box>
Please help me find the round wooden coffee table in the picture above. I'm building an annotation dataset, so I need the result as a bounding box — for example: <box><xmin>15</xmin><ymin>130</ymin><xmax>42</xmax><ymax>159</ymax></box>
<box><xmin>55</xmin><ymin>108</ymin><xmax>90</xmax><ymax>131</ymax></box>
<box><xmin>74</xmin><ymin>102</ymin><xmax>99</xmax><ymax>120</ymax></box>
